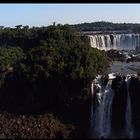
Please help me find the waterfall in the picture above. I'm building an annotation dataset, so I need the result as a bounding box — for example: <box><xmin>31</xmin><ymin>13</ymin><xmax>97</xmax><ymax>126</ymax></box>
<box><xmin>88</xmin><ymin>34</ymin><xmax>140</xmax><ymax>50</ymax></box>
<box><xmin>125</xmin><ymin>75</ymin><xmax>134</xmax><ymax>138</ymax></box>
<box><xmin>90</xmin><ymin>76</ymin><xmax>102</xmax><ymax>138</ymax></box>
<box><xmin>100</xmin><ymin>80</ymin><xmax>114</xmax><ymax>138</ymax></box>
<box><xmin>91</xmin><ymin>75</ymin><xmax>114</xmax><ymax>138</ymax></box>
<box><xmin>90</xmin><ymin>82</ymin><xmax>94</xmax><ymax>128</ymax></box>
<box><xmin>105</xmin><ymin>35</ymin><xmax>112</xmax><ymax>50</ymax></box>
<box><xmin>90</xmin><ymin>73</ymin><xmax>137</xmax><ymax>138</ymax></box>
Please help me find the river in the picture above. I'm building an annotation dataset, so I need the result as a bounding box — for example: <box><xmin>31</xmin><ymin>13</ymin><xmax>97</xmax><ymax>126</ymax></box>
<box><xmin>105</xmin><ymin>61</ymin><xmax>140</xmax><ymax>75</ymax></box>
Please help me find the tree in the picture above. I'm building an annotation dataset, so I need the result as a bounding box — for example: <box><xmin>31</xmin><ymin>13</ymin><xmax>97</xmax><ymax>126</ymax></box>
<box><xmin>0</xmin><ymin>47</ymin><xmax>24</xmax><ymax>71</ymax></box>
<box><xmin>0</xmin><ymin>26</ymin><xmax>4</xmax><ymax>29</ymax></box>
<box><xmin>15</xmin><ymin>24</ymin><xmax>22</xmax><ymax>29</ymax></box>
<box><xmin>23</xmin><ymin>25</ymin><xmax>29</xmax><ymax>30</ymax></box>
<box><xmin>53</xmin><ymin>22</ymin><xmax>56</xmax><ymax>26</ymax></box>
<box><xmin>0</xmin><ymin>24</ymin><xmax>109</xmax><ymax>115</ymax></box>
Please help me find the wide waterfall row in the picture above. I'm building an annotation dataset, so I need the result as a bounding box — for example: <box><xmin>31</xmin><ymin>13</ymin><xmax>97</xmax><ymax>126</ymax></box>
<box><xmin>90</xmin><ymin>73</ymin><xmax>139</xmax><ymax>138</ymax></box>
<box><xmin>88</xmin><ymin>34</ymin><xmax>140</xmax><ymax>50</ymax></box>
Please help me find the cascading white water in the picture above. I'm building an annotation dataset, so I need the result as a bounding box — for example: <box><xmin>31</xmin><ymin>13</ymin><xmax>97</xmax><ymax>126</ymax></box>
<box><xmin>90</xmin><ymin>82</ymin><xmax>94</xmax><ymax>128</ymax></box>
<box><xmin>90</xmin><ymin>73</ymin><xmax>137</xmax><ymax>138</ymax></box>
<box><xmin>91</xmin><ymin>76</ymin><xmax>115</xmax><ymax>138</ymax></box>
<box><xmin>100</xmin><ymin>80</ymin><xmax>114</xmax><ymax>138</ymax></box>
<box><xmin>125</xmin><ymin>75</ymin><xmax>134</xmax><ymax>138</ymax></box>
<box><xmin>89</xmin><ymin>34</ymin><xmax>140</xmax><ymax>50</ymax></box>
<box><xmin>90</xmin><ymin>76</ymin><xmax>102</xmax><ymax>138</ymax></box>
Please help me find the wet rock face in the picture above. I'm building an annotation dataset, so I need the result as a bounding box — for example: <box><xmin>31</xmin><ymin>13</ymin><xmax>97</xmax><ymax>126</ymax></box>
<box><xmin>94</xmin><ymin>85</ymin><xmax>100</xmax><ymax>94</ymax></box>
<box><xmin>111</xmin><ymin>75</ymin><xmax>124</xmax><ymax>91</ymax></box>
<box><xmin>111</xmin><ymin>75</ymin><xmax>127</xmax><ymax>134</ymax></box>
<box><xmin>129</xmin><ymin>77</ymin><xmax>140</xmax><ymax>134</ymax></box>
<box><xmin>102</xmin><ymin>75</ymin><xmax>109</xmax><ymax>86</ymax></box>
<box><xmin>93</xmin><ymin>85</ymin><xmax>100</xmax><ymax>112</ymax></box>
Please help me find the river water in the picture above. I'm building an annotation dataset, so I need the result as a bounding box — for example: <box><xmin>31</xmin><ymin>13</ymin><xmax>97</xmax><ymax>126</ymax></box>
<box><xmin>105</xmin><ymin>61</ymin><xmax>140</xmax><ymax>75</ymax></box>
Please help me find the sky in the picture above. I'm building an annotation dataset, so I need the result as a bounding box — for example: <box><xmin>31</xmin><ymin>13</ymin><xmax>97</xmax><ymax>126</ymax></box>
<box><xmin>0</xmin><ymin>4</ymin><xmax>140</xmax><ymax>27</ymax></box>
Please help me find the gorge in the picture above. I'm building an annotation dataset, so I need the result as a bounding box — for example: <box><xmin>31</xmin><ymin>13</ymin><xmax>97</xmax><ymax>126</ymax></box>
<box><xmin>87</xmin><ymin>30</ymin><xmax>140</xmax><ymax>138</ymax></box>
<box><xmin>90</xmin><ymin>73</ymin><xmax>140</xmax><ymax>138</ymax></box>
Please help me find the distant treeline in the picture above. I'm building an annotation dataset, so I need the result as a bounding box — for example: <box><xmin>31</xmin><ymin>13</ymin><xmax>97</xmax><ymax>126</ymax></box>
<box><xmin>70</xmin><ymin>21</ymin><xmax>140</xmax><ymax>32</ymax></box>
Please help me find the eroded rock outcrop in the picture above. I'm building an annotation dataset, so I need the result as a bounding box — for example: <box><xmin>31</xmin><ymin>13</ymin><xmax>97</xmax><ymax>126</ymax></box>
<box><xmin>129</xmin><ymin>76</ymin><xmax>140</xmax><ymax>136</ymax></box>
<box><xmin>111</xmin><ymin>75</ymin><xmax>127</xmax><ymax>135</ymax></box>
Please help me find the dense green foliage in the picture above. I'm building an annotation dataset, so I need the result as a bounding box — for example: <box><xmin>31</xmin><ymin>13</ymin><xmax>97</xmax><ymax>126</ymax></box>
<box><xmin>70</xmin><ymin>21</ymin><xmax>140</xmax><ymax>32</ymax></box>
<box><xmin>0</xmin><ymin>24</ymin><xmax>109</xmax><ymax>138</ymax></box>
<box><xmin>0</xmin><ymin>47</ymin><xmax>24</xmax><ymax>71</ymax></box>
<box><xmin>0</xmin><ymin>47</ymin><xmax>24</xmax><ymax>88</ymax></box>
<box><xmin>0</xmin><ymin>25</ymin><xmax>108</xmax><ymax>114</ymax></box>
